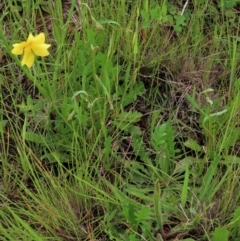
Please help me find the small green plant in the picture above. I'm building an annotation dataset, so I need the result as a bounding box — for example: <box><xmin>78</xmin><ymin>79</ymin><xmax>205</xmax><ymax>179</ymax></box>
<box><xmin>140</xmin><ymin>2</ymin><xmax>191</xmax><ymax>34</ymax></box>
<box><xmin>219</xmin><ymin>0</ymin><xmax>240</xmax><ymax>9</ymax></box>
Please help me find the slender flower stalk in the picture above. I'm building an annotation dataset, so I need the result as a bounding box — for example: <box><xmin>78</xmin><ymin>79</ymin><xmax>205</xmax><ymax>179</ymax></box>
<box><xmin>11</xmin><ymin>33</ymin><xmax>51</xmax><ymax>68</ymax></box>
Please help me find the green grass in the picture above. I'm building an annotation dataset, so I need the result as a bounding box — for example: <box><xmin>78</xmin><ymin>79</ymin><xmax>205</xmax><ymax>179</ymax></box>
<box><xmin>1</xmin><ymin>0</ymin><xmax>240</xmax><ymax>240</ymax></box>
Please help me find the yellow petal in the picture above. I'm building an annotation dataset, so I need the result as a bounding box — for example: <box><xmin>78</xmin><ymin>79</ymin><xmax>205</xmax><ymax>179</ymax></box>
<box><xmin>21</xmin><ymin>46</ymin><xmax>35</xmax><ymax>68</ymax></box>
<box><xmin>27</xmin><ymin>33</ymin><xmax>35</xmax><ymax>43</ymax></box>
<box><xmin>32</xmin><ymin>44</ymin><xmax>51</xmax><ymax>56</ymax></box>
<box><xmin>11</xmin><ymin>42</ymin><xmax>27</xmax><ymax>55</ymax></box>
<box><xmin>33</xmin><ymin>33</ymin><xmax>45</xmax><ymax>44</ymax></box>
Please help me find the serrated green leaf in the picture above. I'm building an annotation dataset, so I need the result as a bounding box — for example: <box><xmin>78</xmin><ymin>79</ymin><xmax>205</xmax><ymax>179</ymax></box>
<box><xmin>173</xmin><ymin>24</ymin><xmax>182</xmax><ymax>33</ymax></box>
<box><xmin>24</xmin><ymin>132</ymin><xmax>46</xmax><ymax>144</ymax></box>
<box><xmin>175</xmin><ymin>15</ymin><xmax>186</xmax><ymax>25</ymax></box>
<box><xmin>212</xmin><ymin>227</ymin><xmax>229</xmax><ymax>241</ymax></box>
<box><xmin>141</xmin><ymin>21</ymin><xmax>152</xmax><ymax>29</ymax></box>
<box><xmin>184</xmin><ymin>138</ymin><xmax>202</xmax><ymax>152</ymax></box>
<box><xmin>113</xmin><ymin>111</ymin><xmax>142</xmax><ymax>132</ymax></box>
<box><xmin>150</xmin><ymin>7</ymin><xmax>160</xmax><ymax>20</ymax></box>
<box><xmin>173</xmin><ymin>157</ymin><xmax>196</xmax><ymax>175</ymax></box>
<box><xmin>165</xmin><ymin>15</ymin><xmax>173</xmax><ymax>25</ymax></box>
<box><xmin>224</xmin><ymin>155</ymin><xmax>240</xmax><ymax>164</ymax></box>
<box><xmin>140</xmin><ymin>9</ymin><xmax>149</xmax><ymax>20</ymax></box>
<box><xmin>104</xmin><ymin>136</ymin><xmax>112</xmax><ymax>157</ymax></box>
<box><xmin>121</xmin><ymin>82</ymin><xmax>145</xmax><ymax>107</ymax></box>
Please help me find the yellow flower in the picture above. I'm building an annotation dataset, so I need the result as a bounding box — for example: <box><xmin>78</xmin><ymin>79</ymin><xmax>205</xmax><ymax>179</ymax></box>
<box><xmin>11</xmin><ymin>33</ymin><xmax>51</xmax><ymax>68</ymax></box>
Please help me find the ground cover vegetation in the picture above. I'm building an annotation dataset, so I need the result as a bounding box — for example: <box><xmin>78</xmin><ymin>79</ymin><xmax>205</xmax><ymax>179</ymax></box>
<box><xmin>0</xmin><ymin>0</ymin><xmax>240</xmax><ymax>240</ymax></box>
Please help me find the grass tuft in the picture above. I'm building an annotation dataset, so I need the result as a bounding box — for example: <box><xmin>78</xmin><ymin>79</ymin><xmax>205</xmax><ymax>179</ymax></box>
<box><xmin>1</xmin><ymin>0</ymin><xmax>240</xmax><ymax>240</ymax></box>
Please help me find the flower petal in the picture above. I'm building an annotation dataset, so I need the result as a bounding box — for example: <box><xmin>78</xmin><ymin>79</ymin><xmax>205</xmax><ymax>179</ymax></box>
<box><xmin>21</xmin><ymin>46</ymin><xmax>35</xmax><ymax>68</ymax></box>
<box><xmin>27</xmin><ymin>33</ymin><xmax>35</xmax><ymax>43</ymax></box>
<box><xmin>12</xmin><ymin>32</ymin><xmax>50</xmax><ymax>67</ymax></box>
<box><xmin>33</xmin><ymin>33</ymin><xmax>45</xmax><ymax>44</ymax></box>
<box><xmin>11</xmin><ymin>42</ymin><xmax>27</xmax><ymax>55</ymax></box>
<box><xmin>32</xmin><ymin>44</ymin><xmax>51</xmax><ymax>56</ymax></box>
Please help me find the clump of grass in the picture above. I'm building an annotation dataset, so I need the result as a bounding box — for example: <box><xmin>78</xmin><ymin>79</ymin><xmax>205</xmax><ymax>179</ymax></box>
<box><xmin>1</xmin><ymin>0</ymin><xmax>240</xmax><ymax>240</ymax></box>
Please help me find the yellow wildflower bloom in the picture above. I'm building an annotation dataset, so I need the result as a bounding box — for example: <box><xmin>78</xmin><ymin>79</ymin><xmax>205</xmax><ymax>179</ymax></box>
<box><xmin>11</xmin><ymin>33</ymin><xmax>51</xmax><ymax>68</ymax></box>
